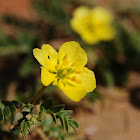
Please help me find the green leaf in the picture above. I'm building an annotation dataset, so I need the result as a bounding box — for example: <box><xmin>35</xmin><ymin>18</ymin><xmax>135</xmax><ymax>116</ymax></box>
<box><xmin>40</xmin><ymin>106</ymin><xmax>46</xmax><ymax>113</ymax></box>
<box><xmin>49</xmin><ymin>104</ymin><xmax>65</xmax><ymax>113</ymax></box>
<box><xmin>65</xmin><ymin>116</ymin><xmax>72</xmax><ymax>120</ymax></box>
<box><xmin>0</xmin><ymin>101</ymin><xmax>5</xmax><ymax>110</ymax></box>
<box><xmin>69</xmin><ymin>119</ymin><xmax>79</xmax><ymax>132</ymax></box>
<box><xmin>11</xmin><ymin>100</ymin><xmax>19</xmax><ymax>106</ymax></box>
<box><xmin>58</xmin><ymin>115</ymin><xmax>64</xmax><ymax>129</ymax></box>
<box><xmin>40</xmin><ymin>118</ymin><xmax>53</xmax><ymax>131</ymax></box>
<box><xmin>40</xmin><ymin>97</ymin><xmax>54</xmax><ymax>111</ymax></box>
<box><xmin>20</xmin><ymin>119</ymin><xmax>31</xmax><ymax>139</ymax></box>
<box><xmin>49</xmin><ymin>111</ymin><xmax>57</xmax><ymax>123</ymax></box>
<box><xmin>58</xmin><ymin>110</ymin><xmax>73</xmax><ymax>117</ymax></box>
<box><xmin>0</xmin><ymin>108</ymin><xmax>4</xmax><ymax>123</ymax></box>
<box><xmin>64</xmin><ymin>118</ymin><xmax>69</xmax><ymax>133</ymax></box>
<box><xmin>3</xmin><ymin>106</ymin><xmax>11</xmax><ymax>119</ymax></box>
<box><xmin>10</xmin><ymin>104</ymin><xmax>17</xmax><ymax>113</ymax></box>
<box><xmin>1</xmin><ymin>101</ymin><xmax>17</xmax><ymax>113</ymax></box>
<box><xmin>1</xmin><ymin>100</ymin><xmax>12</xmax><ymax>106</ymax></box>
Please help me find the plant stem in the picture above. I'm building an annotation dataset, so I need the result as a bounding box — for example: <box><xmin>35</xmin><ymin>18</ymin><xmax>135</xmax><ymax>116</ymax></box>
<box><xmin>32</xmin><ymin>86</ymin><xmax>47</xmax><ymax>105</ymax></box>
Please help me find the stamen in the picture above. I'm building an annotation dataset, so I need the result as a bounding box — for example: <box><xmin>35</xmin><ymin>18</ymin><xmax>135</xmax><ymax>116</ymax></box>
<box><xmin>62</xmin><ymin>69</ymin><xmax>67</xmax><ymax>75</ymax></box>
<box><xmin>63</xmin><ymin>82</ymin><xmax>66</xmax><ymax>87</ymax></box>
<box><xmin>66</xmin><ymin>82</ymin><xmax>75</xmax><ymax>87</ymax></box>
<box><xmin>71</xmin><ymin>76</ymin><xmax>77</xmax><ymax>81</ymax></box>
<box><xmin>55</xmin><ymin>64</ymin><xmax>60</xmax><ymax>71</ymax></box>
<box><xmin>75</xmin><ymin>70</ymin><xmax>83</xmax><ymax>74</ymax></box>
<box><xmin>61</xmin><ymin>79</ymin><xmax>67</xmax><ymax>87</ymax></box>
<box><xmin>67</xmin><ymin>68</ymin><xmax>73</xmax><ymax>73</ymax></box>
<box><xmin>62</xmin><ymin>54</ymin><xmax>68</xmax><ymax>61</ymax></box>
<box><xmin>62</xmin><ymin>60</ymin><xmax>69</xmax><ymax>66</ymax></box>
<box><xmin>71</xmin><ymin>76</ymin><xmax>82</xmax><ymax>84</ymax></box>
<box><xmin>71</xmin><ymin>62</ymin><xmax>77</xmax><ymax>67</ymax></box>
<box><xmin>75</xmin><ymin>79</ymin><xmax>82</xmax><ymax>84</ymax></box>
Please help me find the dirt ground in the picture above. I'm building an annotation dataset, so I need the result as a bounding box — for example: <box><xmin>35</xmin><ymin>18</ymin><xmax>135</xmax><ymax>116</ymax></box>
<box><xmin>74</xmin><ymin>71</ymin><xmax>140</xmax><ymax>140</ymax></box>
<box><xmin>0</xmin><ymin>0</ymin><xmax>36</xmax><ymax>19</ymax></box>
<box><xmin>75</xmin><ymin>90</ymin><xmax>140</xmax><ymax>140</ymax></box>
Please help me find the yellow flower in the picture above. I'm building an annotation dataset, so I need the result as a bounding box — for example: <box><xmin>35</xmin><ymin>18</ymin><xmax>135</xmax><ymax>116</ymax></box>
<box><xmin>33</xmin><ymin>41</ymin><xmax>96</xmax><ymax>102</ymax></box>
<box><xmin>70</xmin><ymin>6</ymin><xmax>115</xmax><ymax>44</ymax></box>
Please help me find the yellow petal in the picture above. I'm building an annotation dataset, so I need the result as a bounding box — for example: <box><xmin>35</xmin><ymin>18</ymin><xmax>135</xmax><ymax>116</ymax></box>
<box><xmin>73</xmin><ymin>67</ymin><xmax>96</xmax><ymax>92</ymax></box>
<box><xmin>91</xmin><ymin>6</ymin><xmax>113</xmax><ymax>25</ymax></box>
<box><xmin>41</xmin><ymin>68</ymin><xmax>56</xmax><ymax>86</ymax></box>
<box><xmin>58</xmin><ymin>67</ymin><xmax>96</xmax><ymax>102</ymax></box>
<box><xmin>41</xmin><ymin>44</ymin><xmax>57</xmax><ymax>64</ymax></box>
<box><xmin>96</xmin><ymin>25</ymin><xmax>115</xmax><ymax>40</ymax></box>
<box><xmin>70</xmin><ymin>17</ymin><xmax>82</xmax><ymax>33</ymax></box>
<box><xmin>70</xmin><ymin>6</ymin><xmax>91</xmax><ymax>35</ymax></box>
<box><xmin>58</xmin><ymin>41</ymin><xmax>87</xmax><ymax>68</ymax></box>
<box><xmin>81</xmin><ymin>31</ymin><xmax>99</xmax><ymax>45</ymax></box>
<box><xmin>73</xmin><ymin>6</ymin><xmax>90</xmax><ymax>19</ymax></box>
<box><xmin>59</xmin><ymin>82</ymin><xmax>87</xmax><ymax>102</ymax></box>
<box><xmin>33</xmin><ymin>44</ymin><xmax>58</xmax><ymax>71</ymax></box>
<box><xmin>33</xmin><ymin>48</ymin><xmax>46</xmax><ymax>67</ymax></box>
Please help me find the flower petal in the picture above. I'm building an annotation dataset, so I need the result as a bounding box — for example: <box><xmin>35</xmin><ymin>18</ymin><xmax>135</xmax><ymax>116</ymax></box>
<box><xmin>33</xmin><ymin>44</ymin><xmax>58</xmax><ymax>71</ymax></box>
<box><xmin>91</xmin><ymin>6</ymin><xmax>113</xmax><ymax>25</ymax></box>
<box><xmin>58</xmin><ymin>82</ymin><xmax>87</xmax><ymax>102</ymax></box>
<box><xmin>73</xmin><ymin>6</ymin><xmax>90</xmax><ymax>19</ymax></box>
<box><xmin>96</xmin><ymin>25</ymin><xmax>115</xmax><ymax>40</ymax></box>
<box><xmin>58</xmin><ymin>41</ymin><xmax>87</xmax><ymax>68</ymax></box>
<box><xmin>33</xmin><ymin>48</ymin><xmax>46</xmax><ymax>66</ymax></box>
<box><xmin>58</xmin><ymin>67</ymin><xmax>96</xmax><ymax>102</ymax></box>
<box><xmin>76</xmin><ymin>67</ymin><xmax>96</xmax><ymax>92</ymax></box>
<box><xmin>81</xmin><ymin>31</ymin><xmax>99</xmax><ymax>45</ymax></box>
<box><xmin>70</xmin><ymin>6</ymin><xmax>91</xmax><ymax>35</ymax></box>
<box><xmin>41</xmin><ymin>68</ymin><xmax>56</xmax><ymax>86</ymax></box>
<box><xmin>41</xmin><ymin>44</ymin><xmax>57</xmax><ymax>64</ymax></box>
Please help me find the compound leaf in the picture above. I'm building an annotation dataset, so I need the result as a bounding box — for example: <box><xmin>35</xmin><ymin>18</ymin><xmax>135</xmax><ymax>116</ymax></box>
<box><xmin>69</xmin><ymin>119</ymin><xmax>79</xmax><ymax>132</ymax></box>
<box><xmin>58</xmin><ymin>110</ymin><xmax>73</xmax><ymax>117</ymax></box>
<box><xmin>0</xmin><ymin>108</ymin><xmax>4</xmax><ymax>123</ymax></box>
<box><xmin>64</xmin><ymin>118</ymin><xmax>69</xmax><ymax>133</ymax></box>
<box><xmin>3</xmin><ymin>106</ymin><xmax>11</xmax><ymax>119</ymax></box>
<box><xmin>49</xmin><ymin>104</ymin><xmax>65</xmax><ymax>113</ymax></box>
<box><xmin>40</xmin><ymin>97</ymin><xmax>54</xmax><ymax>111</ymax></box>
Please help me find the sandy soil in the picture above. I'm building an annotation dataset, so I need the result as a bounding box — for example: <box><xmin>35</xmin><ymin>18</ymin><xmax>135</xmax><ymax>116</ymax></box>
<box><xmin>74</xmin><ymin>71</ymin><xmax>140</xmax><ymax>140</ymax></box>
<box><xmin>75</xmin><ymin>93</ymin><xmax>140</xmax><ymax>140</ymax></box>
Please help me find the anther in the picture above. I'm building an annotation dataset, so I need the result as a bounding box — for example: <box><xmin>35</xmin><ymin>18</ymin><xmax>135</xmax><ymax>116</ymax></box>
<box><xmin>71</xmin><ymin>62</ymin><xmax>77</xmax><ymax>67</ymax></box>
<box><xmin>75</xmin><ymin>70</ymin><xmax>82</xmax><ymax>74</ymax></box>
<box><xmin>62</xmin><ymin>69</ymin><xmax>67</xmax><ymax>75</ymax></box>
<box><xmin>71</xmin><ymin>76</ymin><xmax>82</xmax><ymax>84</ymax></box>
<box><xmin>55</xmin><ymin>64</ymin><xmax>60</xmax><ymax>71</ymax></box>
<box><xmin>62</xmin><ymin>54</ymin><xmax>68</xmax><ymax>61</ymax></box>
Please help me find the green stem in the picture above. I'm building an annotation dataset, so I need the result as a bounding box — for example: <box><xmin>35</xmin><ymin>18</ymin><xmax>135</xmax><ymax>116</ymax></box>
<box><xmin>32</xmin><ymin>86</ymin><xmax>47</xmax><ymax>105</ymax></box>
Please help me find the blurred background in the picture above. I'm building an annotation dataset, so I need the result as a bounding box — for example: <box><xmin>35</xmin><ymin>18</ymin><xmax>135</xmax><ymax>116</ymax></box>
<box><xmin>0</xmin><ymin>0</ymin><xmax>140</xmax><ymax>139</ymax></box>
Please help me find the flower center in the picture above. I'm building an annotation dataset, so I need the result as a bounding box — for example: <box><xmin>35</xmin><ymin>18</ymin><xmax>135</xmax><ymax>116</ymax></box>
<box><xmin>87</xmin><ymin>23</ymin><xmax>94</xmax><ymax>32</ymax></box>
<box><xmin>56</xmin><ymin>68</ymin><xmax>73</xmax><ymax>79</ymax></box>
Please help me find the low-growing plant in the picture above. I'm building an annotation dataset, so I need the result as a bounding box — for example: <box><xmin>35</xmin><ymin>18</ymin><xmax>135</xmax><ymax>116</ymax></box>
<box><xmin>0</xmin><ymin>41</ymin><xmax>96</xmax><ymax>139</ymax></box>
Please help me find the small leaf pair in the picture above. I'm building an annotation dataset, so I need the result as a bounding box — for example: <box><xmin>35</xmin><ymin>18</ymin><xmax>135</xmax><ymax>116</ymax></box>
<box><xmin>40</xmin><ymin>97</ymin><xmax>79</xmax><ymax>133</ymax></box>
<box><xmin>0</xmin><ymin>100</ymin><xmax>17</xmax><ymax>123</ymax></box>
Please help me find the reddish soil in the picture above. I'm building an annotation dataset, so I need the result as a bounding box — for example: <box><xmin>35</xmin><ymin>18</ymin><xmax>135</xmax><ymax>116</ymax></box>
<box><xmin>0</xmin><ymin>0</ymin><xmax>36</xmax><ymax>19</ymax></box>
